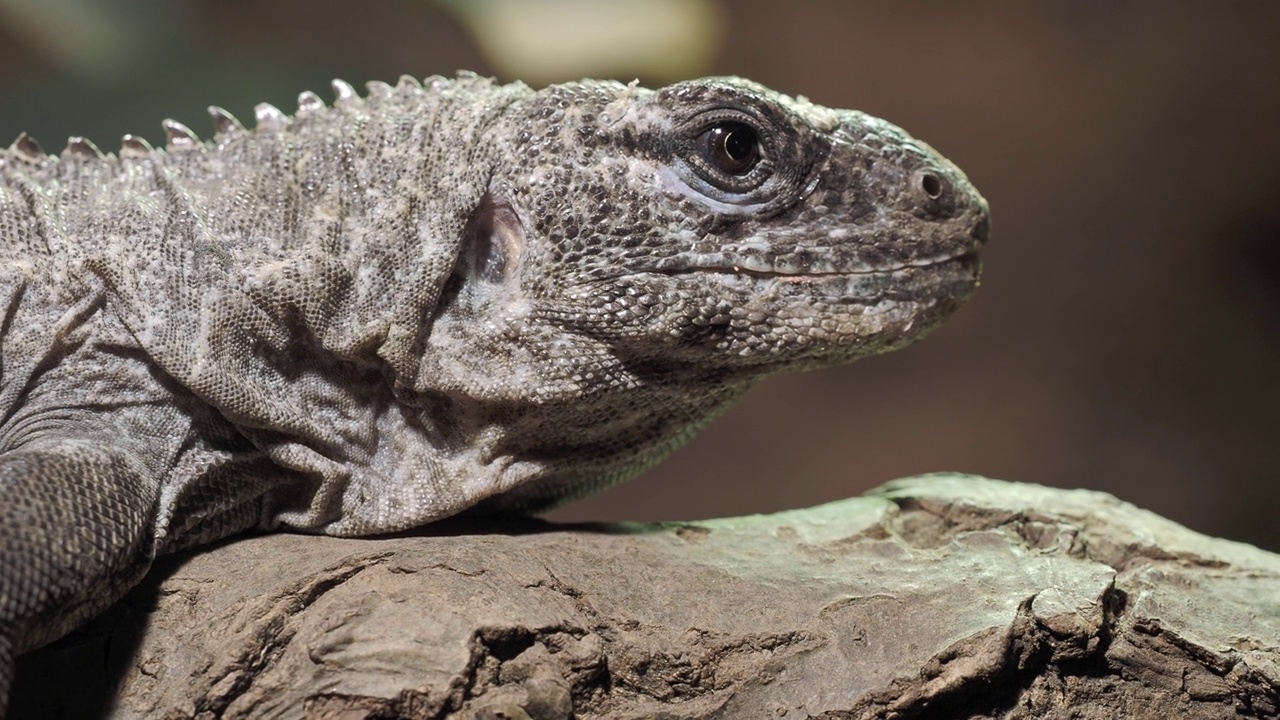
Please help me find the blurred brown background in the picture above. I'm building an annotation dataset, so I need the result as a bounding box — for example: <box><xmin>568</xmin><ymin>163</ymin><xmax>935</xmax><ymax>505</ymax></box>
<box><xmin>1</xmin><ymin>1</ymin><xmax>1276</xmax><ymax>551</ymax></box>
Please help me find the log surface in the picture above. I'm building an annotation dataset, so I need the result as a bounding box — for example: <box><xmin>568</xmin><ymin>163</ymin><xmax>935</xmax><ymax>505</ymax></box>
<box><xmin>15</xmin><ymin>475</ymin><xmax>1280</xmax><ymax>719</ymax></box>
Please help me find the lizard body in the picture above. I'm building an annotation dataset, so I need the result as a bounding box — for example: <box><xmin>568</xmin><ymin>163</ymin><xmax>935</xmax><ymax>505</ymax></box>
<box><xmin>0</xmin><ymin>73</ymin><xmax>988</xmax><ymax>712</ymax></box>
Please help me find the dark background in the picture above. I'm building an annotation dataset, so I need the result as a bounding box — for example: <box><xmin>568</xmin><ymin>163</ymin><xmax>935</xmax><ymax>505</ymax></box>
<box><xmin>1</xmin><ymin>1</ymin><xmax>1276</xmax><ymax>551</ymax></box>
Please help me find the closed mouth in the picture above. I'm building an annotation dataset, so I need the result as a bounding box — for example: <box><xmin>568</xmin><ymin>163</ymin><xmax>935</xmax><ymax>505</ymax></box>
<box><xmin>615</xmin><ymin>250</ymin><xmax>980</xmax><ymax>307</ymax></box>
<box><xmin>644</xmin><ymin>246</ymin><xmax>980</xmax><ymax>279</ymax></box>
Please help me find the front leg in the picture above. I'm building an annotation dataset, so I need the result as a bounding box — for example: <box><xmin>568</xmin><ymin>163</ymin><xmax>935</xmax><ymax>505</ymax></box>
<box><xmin>0</xmin><ymin>440</ymin><xmax>160</xmax><ymax>717</ymax></box>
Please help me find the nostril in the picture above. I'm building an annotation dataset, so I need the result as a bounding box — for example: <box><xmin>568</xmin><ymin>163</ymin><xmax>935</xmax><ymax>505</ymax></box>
<box><xmin>918</xmin><ymin>172</ymin><xmax>944</xmax><ymax>200</ymax></box>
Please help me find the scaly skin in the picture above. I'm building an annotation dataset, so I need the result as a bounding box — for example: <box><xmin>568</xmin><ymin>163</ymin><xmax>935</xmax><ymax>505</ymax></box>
<box><xmin>0</xmin><ymin>73</ymin><xmax>988</xmax><ymax>712</ymax></box>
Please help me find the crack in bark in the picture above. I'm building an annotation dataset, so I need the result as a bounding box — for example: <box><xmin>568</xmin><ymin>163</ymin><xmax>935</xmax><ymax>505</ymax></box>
<box><xmin>883</xmin><ymin>494</ymin><xmax>1246</xmax><ymax>573</ymax></box>
<box><xmin>832</xmin><ymin>586</ymin><xmax>1117</xmax><ymax>720</ymax></box>
<box><xmin>438</xmin><ymin>624</ymin><xmax>605</xmax><ymax>720</ymax></box>
<box><xmin>192</xmin><ymin>552</ymin><xmax>392</xmax><ymax>717</ymax></box>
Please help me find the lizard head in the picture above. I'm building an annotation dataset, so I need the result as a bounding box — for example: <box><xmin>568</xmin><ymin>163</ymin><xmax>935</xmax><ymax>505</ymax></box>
<box><xmin>433</xmin><ymin>76</ymin><xmax>988</xmax><ymax>394</ymax></box>
<box><xmin>416</xmin><ymin>76</ymin><xmax>987</xmax><ymax>508</ymax></box>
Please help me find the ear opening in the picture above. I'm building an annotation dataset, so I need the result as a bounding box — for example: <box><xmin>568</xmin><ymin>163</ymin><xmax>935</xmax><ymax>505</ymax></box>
<box><xmin>462</xmin><ymin>193</ymin><xmax>526</xmax><ymax>285</ymax></box>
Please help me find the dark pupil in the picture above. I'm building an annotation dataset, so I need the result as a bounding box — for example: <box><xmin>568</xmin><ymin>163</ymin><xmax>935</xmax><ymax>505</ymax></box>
<box><xmin>703</xmin><ymin>122</ymin><xmax>758</xmax><ymax>175</ymax></box>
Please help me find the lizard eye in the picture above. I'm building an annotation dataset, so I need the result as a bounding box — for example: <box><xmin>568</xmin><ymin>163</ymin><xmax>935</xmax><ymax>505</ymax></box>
<box><xmin>677</xmin><ymin>113</ymin><xmax>773</xmax><ymax>197</ymax></box>
<box><xmin>664</xmin><ymin>91</ymin><xmax>821</xmax><ymax>213</ymax></box>
<box><xmin>698</xmin><ymin>122</ymin><xmax>760</xmax><ymax>175</ymax></box>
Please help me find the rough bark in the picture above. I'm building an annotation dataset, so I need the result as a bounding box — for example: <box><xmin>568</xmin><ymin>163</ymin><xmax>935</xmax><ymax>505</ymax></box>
<box><xmin>14</xmin><ymin>475</ymin><xmax>1280</xmax><ymax>719</ymax></box>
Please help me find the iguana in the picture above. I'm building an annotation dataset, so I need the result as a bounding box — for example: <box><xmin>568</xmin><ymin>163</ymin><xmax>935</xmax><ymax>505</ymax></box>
<box><xmin>0</xmin><ymin>72</ymin><xmax>988</xmax><ymax>712</ymax></box>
